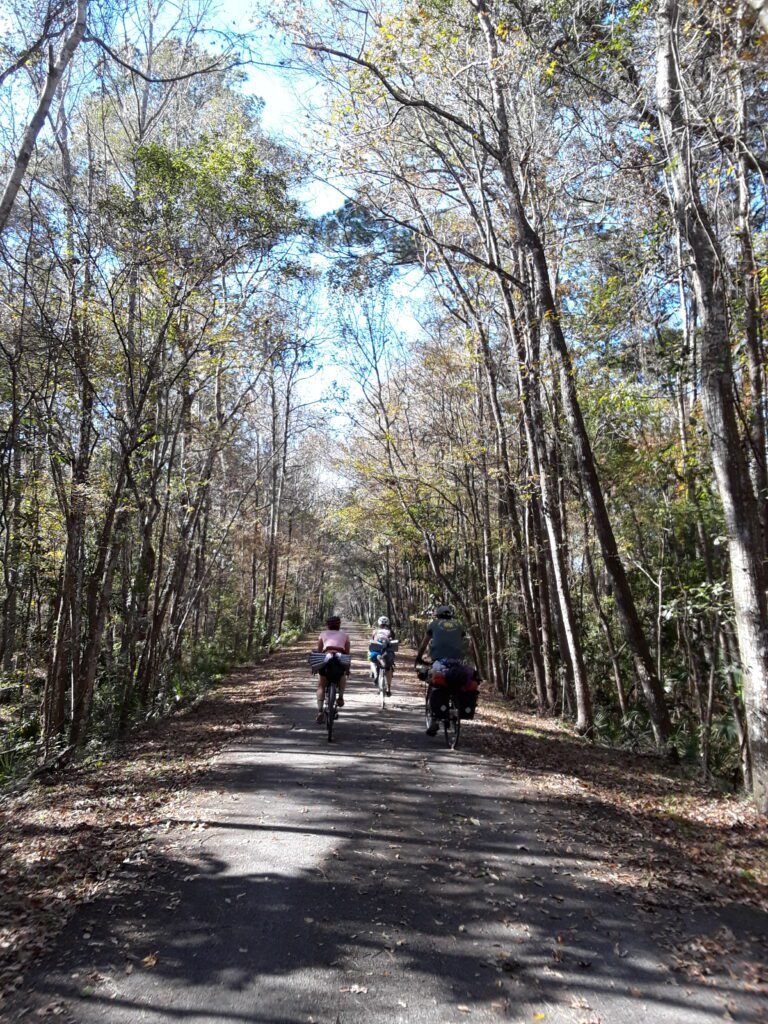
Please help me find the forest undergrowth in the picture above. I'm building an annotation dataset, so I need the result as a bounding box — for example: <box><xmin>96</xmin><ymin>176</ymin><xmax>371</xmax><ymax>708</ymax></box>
<box><xmin>0</xmin><ymin>643</ymin><xmax>766</xmax><ymax>1011</ymax></box>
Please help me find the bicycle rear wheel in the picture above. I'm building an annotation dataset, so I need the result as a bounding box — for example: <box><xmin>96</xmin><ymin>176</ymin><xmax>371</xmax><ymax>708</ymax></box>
<box><xmin>326</xmin><ymin>681</ymin><xmax>337</xmax><ymax>742</ymax></box>
<box><xmin>424</xmin><ymin>685</ymin><xmax>440</xmax><ymax>736</ymax></box>
<box><xmin>378</xmin><ymin>665</ymin><xmax>386</xmax><ymax>709</ymax></box>
<box><xmin>444</xmin><ymin>696</ymin><xmax>461</xmax><ymax>749</ymax></box>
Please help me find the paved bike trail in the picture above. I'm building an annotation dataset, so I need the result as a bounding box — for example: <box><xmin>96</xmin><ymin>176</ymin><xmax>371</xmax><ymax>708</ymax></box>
<box><xmin>9</xmin><ymin>625</ymin><xmax>764</xmax><ymax>1023</ymax></box>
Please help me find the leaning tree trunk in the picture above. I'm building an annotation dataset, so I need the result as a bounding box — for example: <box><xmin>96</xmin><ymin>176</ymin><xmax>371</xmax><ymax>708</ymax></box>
<box><xmin>0</xmin><ymin>0</ymin><xmax>88</xmax><ymax>236</ymax></box>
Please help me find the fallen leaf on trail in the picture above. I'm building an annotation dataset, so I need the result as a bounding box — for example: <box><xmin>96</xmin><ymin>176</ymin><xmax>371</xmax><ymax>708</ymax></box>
<box><xmin>569</xmin><ymin>996</ymin><xmax>590</xmax><ymax>1009</ymax></box>
<box><xmin>124</xmin><ymin>963</ymin><xmax>133</xmax><ymax>975</ymax></box>
<box><xmin>470</xmin><ymin>817</ymin><xmax>481</xmax><ymax>826</ymax></box>
<box><xmin>458</xmin><ymin>1005</ymin><xmax>471</xmax><ymax>1013</ymax></box>
<box><xmin>533</xmin><ymin>1014</ymin><xmax>546</xmax><ymax>1021</ymax></box>
<box><xmin>34</xmin><ymin>1001</ymin><xmax>66</xmax><ymax>1016</ymax></box>
<box><xmin>142</xmin><ymin>952</ymin><xmax>158</xmax><ymax>968</ymax></box>
<box><xmin>614</xmin><ymin>943</ymin><xmax>628</xmax><ymax>958</ymax></box>
<box><xmin>500</xmin><ymin>958</ymin><xmax>520</xmax><ymax>972</ymax></box>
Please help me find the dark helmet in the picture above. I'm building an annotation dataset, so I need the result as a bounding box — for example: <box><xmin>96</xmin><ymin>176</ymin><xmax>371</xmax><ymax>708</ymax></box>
<box><xmin>326</xmin><ymin>615</ymin><xmax>341</xmax><ymax>630</ymax></box>
<box><xmin>434</xmin><ymin>604</ymin><xmax>453</xmax><ymax>619</ymax></box>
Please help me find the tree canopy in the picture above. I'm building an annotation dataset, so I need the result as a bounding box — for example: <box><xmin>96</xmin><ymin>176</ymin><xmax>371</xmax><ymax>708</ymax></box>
<box><xmin>1</xmin><ymin>0</ymin><xmax>767</xmax><ymax>812</ymax></box>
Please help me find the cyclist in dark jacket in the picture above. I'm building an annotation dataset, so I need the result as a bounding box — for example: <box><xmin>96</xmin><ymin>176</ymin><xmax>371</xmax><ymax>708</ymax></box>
<box><xmin>415</xmin><ymin>604</ymin><xmax>467</xmax><ymax>663</ymax></box>
<box><xmin>415</xmin><ymin>604</ymin><xmax>476</xmax><ymax>734</ymax></box>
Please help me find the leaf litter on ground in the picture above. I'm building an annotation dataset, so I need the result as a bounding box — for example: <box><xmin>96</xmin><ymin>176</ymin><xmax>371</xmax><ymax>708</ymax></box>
<box><xmin>1</xmin><ymin>650</ymin><xmax>766</xmax><ymax>1010</ymax></box>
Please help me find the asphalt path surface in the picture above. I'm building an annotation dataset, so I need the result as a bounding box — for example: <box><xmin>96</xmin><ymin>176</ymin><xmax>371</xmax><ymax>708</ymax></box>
<box><xmin>11</xmin><ymin>625</ymin><xmax>764</xmax><ymax>1023</ymax></box>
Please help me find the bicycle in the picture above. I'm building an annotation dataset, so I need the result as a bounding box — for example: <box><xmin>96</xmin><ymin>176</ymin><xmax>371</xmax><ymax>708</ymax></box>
<box><xmin>308</xmin><ymin>651</ymin><xmax>351</xmax><ymax>743</ymax></box>
<box><xmin>415</xmin><ymin>661</ymin><xmax>461</xmax><ymax>749</ymax></box>
<box><xmin>369</xmin><ymin>640</ymin><xmax>398</xmax><ymax>710</ymax></box>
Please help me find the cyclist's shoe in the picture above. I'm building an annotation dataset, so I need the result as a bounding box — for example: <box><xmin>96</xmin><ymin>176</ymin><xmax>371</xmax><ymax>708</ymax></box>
<box><xmin>337</xmin><ymin>697</ymin><xmax>344</xmax><ymax>707</ymax></box>
<box><xmin>426</xmin><ymin>715</ymin><xmax>439</xmax><ymax>736</ymax></box>
<box><xmin>316</xmin><ymin>711</ymin><xmax>324</xmax><ymax>724</ymax></box>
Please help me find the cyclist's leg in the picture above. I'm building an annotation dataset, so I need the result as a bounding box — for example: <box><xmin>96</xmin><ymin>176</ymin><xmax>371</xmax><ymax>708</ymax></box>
<box><xmin>338</xmin><ymin>670</ymin><xmax>347</xmax><ymax>706</ymax></box>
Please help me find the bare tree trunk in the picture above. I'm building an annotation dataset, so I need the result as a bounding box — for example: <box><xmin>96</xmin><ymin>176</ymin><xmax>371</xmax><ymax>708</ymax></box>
<box><xmin>0</xmin><ymin>0</ymin><xmax>88</xmax><ymax>235</ymax></box>
<box><xmin>584</xmin><ymin>525</ymin><xmax>628</xmax><ymax>721</ymax></box>
<box><xmin>468</xmin><ymin>0</ymin><xmax>670</xmax><ymax>746</ymax></box>
<box><xmin>657</xmin><ymin>0</ymin><xmax>768</xmax><ymax>810</ymax></box>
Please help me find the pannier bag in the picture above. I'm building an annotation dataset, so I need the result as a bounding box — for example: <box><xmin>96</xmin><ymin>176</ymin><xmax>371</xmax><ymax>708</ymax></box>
<box><xmin>429</xmin><ymin>687</ymin><xmax>476</xmax><ymax>720</ymax></box>
<box><xmin>428</xmin><ymin>686</ymin><xmax>450</xmax><ymax>718</ymax></box>
<box><xmin>429</xmin><ymin>660</ymin><xmax>480</xmax><ymax>719</ymax></box>
<box><xmin>456</xmin><ymin>691</ymin><xmax>478</xmax><ymax>719</ymax></box>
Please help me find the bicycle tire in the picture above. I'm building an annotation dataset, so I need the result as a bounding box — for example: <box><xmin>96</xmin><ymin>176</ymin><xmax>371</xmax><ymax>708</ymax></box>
<box><xmin>326</xmin><ymin>681</ymin><xmax>337</xmax><ymax>742</ymax></box>
<box><xmin>444</xmin><ymin>695</ymin><xmax>461</xmax><ymax>749</ymax></box>
<box><xmin>378</xmin><ymin>665</ymin><xmax>386</xmax><ymax>709</ymax></box>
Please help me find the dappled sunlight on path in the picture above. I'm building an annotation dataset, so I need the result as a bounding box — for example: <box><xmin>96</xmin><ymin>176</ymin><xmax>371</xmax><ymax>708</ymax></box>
<box><xmin>7</xmin><ymin>626</ymin><xmax>766</xmax><ymax>1023</ymax></box>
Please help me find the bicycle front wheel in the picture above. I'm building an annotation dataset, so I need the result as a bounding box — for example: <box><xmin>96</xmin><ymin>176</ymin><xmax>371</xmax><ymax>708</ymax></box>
<box><xmin>444</xmin><ymin>698</ymin><xmax>461</xmax><ymax>749</ymax></box>
<box><xmin>326</xmin><ymin>681</ymin><xmax>337</xmax><ymax>742</ymax></box>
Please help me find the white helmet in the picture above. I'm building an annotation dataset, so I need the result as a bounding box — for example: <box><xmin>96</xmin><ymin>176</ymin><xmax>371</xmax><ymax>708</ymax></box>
<box><xmin>377</xmin><ymin>616</ymin><xmax>390</xmax><ymax>627</ymax></box>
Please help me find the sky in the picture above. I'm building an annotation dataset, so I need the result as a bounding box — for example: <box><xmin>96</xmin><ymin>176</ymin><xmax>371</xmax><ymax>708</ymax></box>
<box><xmin>242</xmin><ymin>65</ymin><xmax>345</xmax><ymax>218</ymax></box>
<box><xmin>225</xmin><ymin>14</ymin><xmax>428</xmax><ymax>407</ymax></box>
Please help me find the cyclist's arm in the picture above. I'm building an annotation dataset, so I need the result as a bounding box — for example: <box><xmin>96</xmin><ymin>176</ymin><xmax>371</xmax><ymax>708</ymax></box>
<box><xmin>316</xmin><ymin>635</ymin><xmax>324</xmax><ymax>653</ymax></box>
<box><xmin>415</xmin><ymin>631</ymin><xmax>430</xmax><ymax>661</ymax></box>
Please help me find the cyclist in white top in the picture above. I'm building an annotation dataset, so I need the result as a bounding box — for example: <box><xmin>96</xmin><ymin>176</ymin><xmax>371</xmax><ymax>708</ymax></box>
<box><xmin>369</xmin><ymin>615</ymin><xmax>396</xmax><ymax>695</ymax></box>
